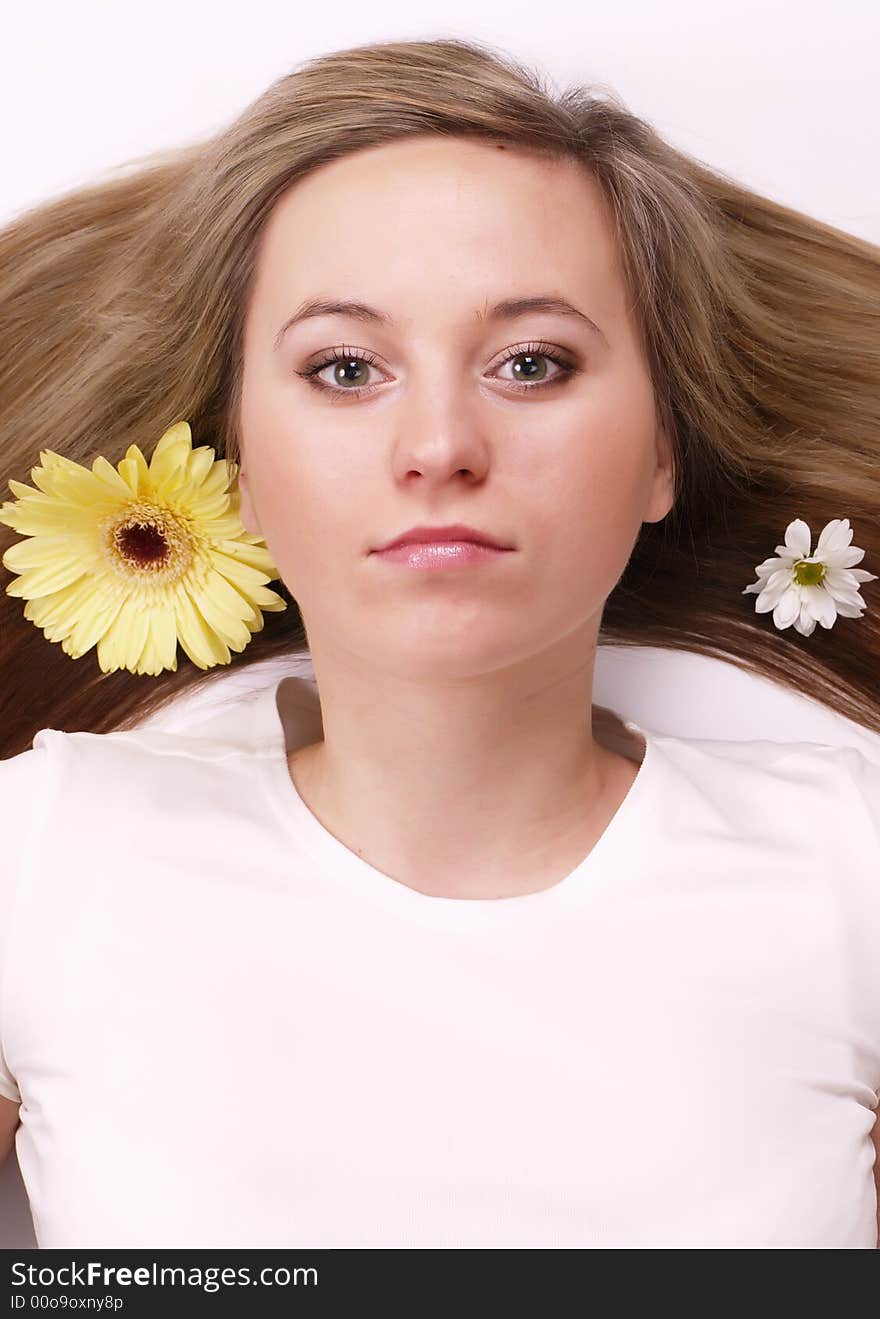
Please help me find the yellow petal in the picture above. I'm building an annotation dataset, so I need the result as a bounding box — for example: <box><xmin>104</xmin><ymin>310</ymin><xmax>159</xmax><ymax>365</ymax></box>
<box><xmin>199</xmin><ymin>566</ymin><xmax>260</xmax><ymax>625</ymax></box>
<box><xmin>67</xmin><ymin>593</ymin><xmax>126</xmax><ymax>656</ymax></box>
<box><xmin>5</xmin><ymin>556</ymin><xmax>89</xmax><ymax>599</ymax></box>
<box><xmin>127</xmin><ymin>605</ymin><xmax>153</xmax><ymax>672</ymax></box>
<box><xmin>35</xmin><ymin>462</ymin><xmax>106</xmax><ymax>505</ymax></box>
<box><xmin>200</xmin><ymin>513</ymin><xmax>249</xmax><ymax>540</ymax></box>
<box><xmin>96</xmin><ymin>598</ymin><xmax>150</xmax><ymax>674</ymax></box>
<box><xmin>122</xmin><ymin>445</ymin><xmax>151</xmax><ymax>493</ymax></box>
<box><xmin>197</xmin><ymin>462</ymin><xmax>235</xmax><ymax>499</ymax></box>
<box><xmin>24</xmin><ymin>573</ymin><xmax>97</xmax><ymax>630</ymax></box>
<box><xmin>186</xmin><ymin>447</ymin><xmax>217</xmax><ymax>487</ymax></box>
<box><xmin>6</xmin><ymin>479</ymin><xmax>44</xmax><ymax>499</ymax></box>
<box><xmin>156</xmin><ymin>468</ymin><xmax>193</xmax><ymax>503</ymax></box>
<box><xmin>0</xmin><ymin>497</ymin><xmax>87</xmax><ymax>536</ymax></box>
<box><xmin>212</xmin><ymin>537</ymin><xmax>280</xmax><ymax>577</ymax></box>
<box><xmin>136</xmin><ymin>627</ymin><xmax>175</xmax><ymax>675</ymax></box>
<box><xmin>28</xmin><ymin>466</ymin><xmax>65</xmax><ymax>497</ymax></box>
<box><xmin>246</xmin><ymin>583</ymin><xmax>287</xmax><ymax>611</ymax></box>
<box><xmin>116</xmin><ymin>458</ymin><xmax>142</xmax><ymax>496</ymax></box>
<box><xmin>146</xmin><ymin>601</ymin><xmax>180</xmax><ymax>673</ymax></box>
<box><xmin>210</xmin><ymin>548</ymin><xmax>272</xmax><ymax>593</ymax></box>
<box><xmin>200</xmin><ymin>603</ymin><xmax>253</xmax><ymax>651</ymax></box>
<box><xmin>40</xmin><ymin>450</ymin><xmax>91</xmax><ymax>474</ymax></box>
<box><xmin>91</xmin><ymin>455</ymin><xmax>138</xmax><ymax>500</ymax></box>
<box><xmin>148</xmin><ymin>422</ymin><xmax>194</xmax><ymax>493</ymax></box>
<box><xmin>182</xmin><ymin>492</ymin><xmax>231</xmax><ymax>521</ymax></box>
<box><xmin>173</xmin><ymin>588</ymin><xmax>231</xmax><ymax>669</ymax></box>
<box><xmin>28</xmin><ymin>589</ymin><xmax>69</xmax><ymax>638</ymax></box>
<box><xmin>96</xmin><ymin>631</ymin><xmax>126</xmax><ymax>673</ymax></box>
<box><xmin>2</xmin><ymin>534</ymin><xmax>72</xmax><ymax>573</ymax></box>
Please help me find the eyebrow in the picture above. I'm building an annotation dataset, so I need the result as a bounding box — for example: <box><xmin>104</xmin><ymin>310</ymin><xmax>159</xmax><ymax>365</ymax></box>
<box><xmin>273</xmin><ymin>295</ymin><xmax>607</xmax><ymax>349</ymax></box>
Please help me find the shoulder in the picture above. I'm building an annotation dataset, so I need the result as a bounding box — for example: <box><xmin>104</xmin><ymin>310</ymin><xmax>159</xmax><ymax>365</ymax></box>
<box><xmin>646</xmin><ymin>728</ymin><xmax>880</xmax><ymax>856</ymax></box>
<box><xmin>2</xmin><ymin>696</ymin><xmax>275</xmax><ymax>779</ymax></box>
<box><xmin>0</xmin><ymin>730</ymin><xmax>67</xmax><ymax>840</ymax></box>
<box><xmin>0</xmin><ymin>715</ymin><xmax>273</xmax><ymax>836</ymax></box>
<box><xmin>0</xmin><ymin>680</ymin><xmax>281</xmax><ymax>845</ymax></box>
<box><xmin>0</xmin><ymin>726</ymin><xmax>64</xmax><ymax>786</ymax></box>
<box><xmin>650</xmin><ymin>725</ymin><xmax>880</xmax><ymax>788</ymax></box>
<box><xmin>0</xmin><ymin>734</ymin><xmax>67</xmax><ymax>941</ymax></box>
<box><xmin>0</xmin><ymin>725</ymin><xmax>190</xmax><ymax>795</ymax></box>
<box><xmin>0</xmin><ymin>717</ymin><xmax>275</xmax><ymax>923</ymax></box>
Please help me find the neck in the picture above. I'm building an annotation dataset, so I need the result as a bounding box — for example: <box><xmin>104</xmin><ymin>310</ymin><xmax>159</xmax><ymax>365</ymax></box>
<box><xmin>275</xmin><ymin>652</ymin><xmax>643</xmax><ymax>900</ymax></box>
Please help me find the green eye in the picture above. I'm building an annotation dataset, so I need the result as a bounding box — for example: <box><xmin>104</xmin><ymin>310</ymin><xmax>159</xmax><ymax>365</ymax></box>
<box><xmin>296</xmin><ymin>339</ymin><xmax>580</xmax><ymax>398</ymax></box>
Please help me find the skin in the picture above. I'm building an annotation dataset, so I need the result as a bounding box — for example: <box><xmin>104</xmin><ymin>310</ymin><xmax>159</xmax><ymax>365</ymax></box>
<box><xmin>237</xmin><ymin>133</ymin><xmax>676</xmax><ymax>900</ymax></box>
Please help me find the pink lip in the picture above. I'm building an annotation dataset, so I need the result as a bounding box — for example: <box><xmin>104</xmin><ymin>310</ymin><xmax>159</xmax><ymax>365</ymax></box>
<box><xmin>372</xmin><ymin>541</ymin><xmax>514</xmax><ymax>570</ymax></box>
<box><xmin>373</xmin><ymin>523</ymin><xmax>513</xmax><ymax>552</ymax></box>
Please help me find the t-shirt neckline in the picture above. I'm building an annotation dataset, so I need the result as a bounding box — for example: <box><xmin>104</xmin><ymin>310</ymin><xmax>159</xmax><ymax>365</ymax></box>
<box><xmin>253</xmin><ymin>673</ymin><xmax>659</xmax><ymax>926</ymax></box>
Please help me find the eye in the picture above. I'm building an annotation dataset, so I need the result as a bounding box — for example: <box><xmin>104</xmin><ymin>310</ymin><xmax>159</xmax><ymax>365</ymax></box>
<box><xmin>295</xmin><ymin>344</ymin><xmax>384</xmax><ymax>399</ymax></box>
<box><xmin>294</xmin><ymin>339</ymin><xmax>581</xmax><ymax>399</ymax></box>
<box><xmin>491</xmin><ymin>341</ymin><xmax>579</xmax><ymax>393</ymax></box>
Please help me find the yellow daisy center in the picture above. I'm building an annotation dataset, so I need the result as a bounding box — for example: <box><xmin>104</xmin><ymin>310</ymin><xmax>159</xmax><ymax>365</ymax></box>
<box><xmin>792</xmin><ymin>558</ymin><xmax>826</xmax><ymax>587</ymax></box>
<box><xmin>99</xmin><ymin>500</ymin><xmax>196</xmax><ymax>589</ymax></box>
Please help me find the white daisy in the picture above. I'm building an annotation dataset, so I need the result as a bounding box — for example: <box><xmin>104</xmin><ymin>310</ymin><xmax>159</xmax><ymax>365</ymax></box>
<box><xmin>742</xmin><ymin>517</ymin><xmax>877</xmax><ymax>637</ymax></box>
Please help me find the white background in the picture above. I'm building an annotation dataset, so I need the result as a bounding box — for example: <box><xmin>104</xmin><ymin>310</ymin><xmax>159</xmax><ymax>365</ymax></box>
<box><xmin>3</xmin><ymin>0</ymin><xmax>878</xmax><ymax>240</ymax></box>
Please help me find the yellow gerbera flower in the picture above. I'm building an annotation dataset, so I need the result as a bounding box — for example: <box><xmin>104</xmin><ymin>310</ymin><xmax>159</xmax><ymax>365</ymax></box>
<box><xmin>0</xmin><ymin>420</ymin><xmax>287</xmax><ymax>675</ymax></box>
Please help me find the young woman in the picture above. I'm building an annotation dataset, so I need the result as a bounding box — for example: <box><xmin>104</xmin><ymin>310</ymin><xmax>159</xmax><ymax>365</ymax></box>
<box><xmin>0</xmin><ymin>36</ymin><xmax>878</xmax><ymax>1249</ymax></box>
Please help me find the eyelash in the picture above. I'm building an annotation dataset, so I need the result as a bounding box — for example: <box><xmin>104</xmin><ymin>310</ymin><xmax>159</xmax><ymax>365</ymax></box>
<box><xmin>294</xmin><ymin>340</ymin><xmax>580</xmax><ymax>400</ymax></box>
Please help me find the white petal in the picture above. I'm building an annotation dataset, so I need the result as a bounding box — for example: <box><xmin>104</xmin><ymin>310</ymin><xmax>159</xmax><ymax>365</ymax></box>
<box><xmin>816</xmin><ymin>518</ymin><xmax>853</xmax><ymax>554</ymax></box>
<box><xmin>801</xmin><ymin>585</ymin><xmax>838</xmax><ymax>627</ymax></box>
<box><xmin>753</xmin><ymin>581</ymin><xmax>789</xmax><ymax>611</ymax></box>
<box><xmin>752</xmin><ymin>570</ymin><xmax>795</xmax><ymax>610</ymax></box>
<box><xmin>833</xmin><ymin>597</ymin><xmax>866</xmax><ymax>619</ymax></box>
<box><xmin>793</xmin><ymin>608</ymin><xmax>817</xmax><ymax>636</ymax></box>
<box><xmin>822</xmin><ymin>545</ymin><xmax>866</xmax><ymax>569</ymax></box>
<box><xmin>772</xmin><ymin>587</ymin><xmax>802</xmax><ymax>628</ymax></box>
<box><xmin>765</xmin><ymin>567</ymin><xmax>795</xmax><ymax>590</ymax></box>
<box><xmin>823</xmin><ymin>582</ymin><xmax>867</xmax><ymax>607</ymax></box>
<box><xmin>824</xmin><ymin>566</ymin><xmax>865</xmax><ymax>589</ymax></box>
<box><xmin>783</xmin><ymin>520</ymin><xmax>811</xmax><ymax>557</ymax></box>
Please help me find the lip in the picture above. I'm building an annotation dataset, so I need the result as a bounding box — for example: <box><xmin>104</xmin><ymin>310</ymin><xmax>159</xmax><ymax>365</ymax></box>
<box><xmin>372</xmin><ymin>523</ymin><xmax>513</xmax><ymax>552</ymax></box>
<box><xmin>372</xmin><ymin>541</ymin><xmax>513</xmax><ymax>571</ymax></box>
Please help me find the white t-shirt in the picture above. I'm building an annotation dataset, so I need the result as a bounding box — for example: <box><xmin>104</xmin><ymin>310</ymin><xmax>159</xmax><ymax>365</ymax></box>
<box><xmin>1</xmin><ymin>673</ymin><xmax>879</xmax><ymax>1249</ymax></box>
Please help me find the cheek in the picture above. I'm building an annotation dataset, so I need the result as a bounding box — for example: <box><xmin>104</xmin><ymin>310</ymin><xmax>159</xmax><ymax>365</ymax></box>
<box><xmin>534</xmin><ymin>419</ymin><xmax>652</xmax><ymax>534</ymax></box>
<box><xmin>523</xmin><ymin>407</ymin><xmax>655</xmax><ymax>598</ymax></box>
<box><xmin>239</xmin><ymin>432</ymin><xmax>362</xmax><ymax>603</ymax></box>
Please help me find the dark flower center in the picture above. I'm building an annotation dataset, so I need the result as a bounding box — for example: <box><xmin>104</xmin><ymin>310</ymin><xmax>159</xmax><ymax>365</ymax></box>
<box><xmin>117</xmin><ymin>521</ymin><xmax>170</xmax><ymax>569</ymax></box>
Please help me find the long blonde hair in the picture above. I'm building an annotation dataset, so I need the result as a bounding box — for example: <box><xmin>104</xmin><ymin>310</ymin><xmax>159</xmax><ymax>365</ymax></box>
<box><xmin>2</xmin><ymin>36</ymin><xmax>878</xmax><ymax>759</ymax></box>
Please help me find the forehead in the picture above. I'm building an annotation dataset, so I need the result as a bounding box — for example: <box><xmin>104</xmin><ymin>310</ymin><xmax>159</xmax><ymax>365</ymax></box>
<box><xmin>250</xmin><ymin>138</ymin><xmax>624</xmax><ymax>323</ymax></box>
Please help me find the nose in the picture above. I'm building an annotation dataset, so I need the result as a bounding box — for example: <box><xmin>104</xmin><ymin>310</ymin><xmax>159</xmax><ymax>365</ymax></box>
<box><xmin>388</xmin><ymin>382</ymin><xmax>492</xmax><ymax>487</ymax></box>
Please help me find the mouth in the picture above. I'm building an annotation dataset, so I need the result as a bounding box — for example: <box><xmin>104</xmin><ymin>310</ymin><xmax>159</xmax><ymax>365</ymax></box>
<box><xmin>371</xmin><ymin>524</ymin><xmax>514</xmax><ymax>553</ymax></box>
<box><xmin>370</xmin><ymin>540</ymin><xmax>515</xmax><ymax>571</ymax></box>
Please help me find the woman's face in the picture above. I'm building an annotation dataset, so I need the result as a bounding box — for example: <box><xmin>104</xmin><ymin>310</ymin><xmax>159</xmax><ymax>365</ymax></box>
<box><xmin>238</xmin><ymin>136</ymin><xmax>674</xmax><ymax>680</ymax></box>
